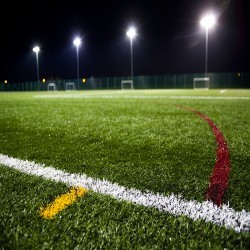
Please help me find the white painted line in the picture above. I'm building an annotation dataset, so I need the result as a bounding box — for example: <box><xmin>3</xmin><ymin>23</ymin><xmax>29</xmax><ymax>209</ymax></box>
<box><xmin>0</xmin><ymin>153</ymin><xmax>249</xmax><ymax>233</ymax></box>
<box><xmin>220</xmin><ymin>89</ymin><xmax>227</xmax><ymax>94</ymax></box>
<box><xmin>33</xmin><ymin>94</ymin><xmax>250</xmax><ymax>100</ymax></box>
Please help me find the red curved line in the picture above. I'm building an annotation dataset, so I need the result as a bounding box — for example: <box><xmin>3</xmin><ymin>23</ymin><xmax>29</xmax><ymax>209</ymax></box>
<box><xmin>178</xmin><ymin>106</ymin><xmax>230</xmax><ymax>206</ymax></box>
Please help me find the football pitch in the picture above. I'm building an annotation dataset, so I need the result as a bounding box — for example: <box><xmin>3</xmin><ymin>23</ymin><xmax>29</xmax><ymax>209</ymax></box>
<box><xmin>0</xmin><ymin>89</ymin><xmax>250</xmax><ymax>249</ymax></box>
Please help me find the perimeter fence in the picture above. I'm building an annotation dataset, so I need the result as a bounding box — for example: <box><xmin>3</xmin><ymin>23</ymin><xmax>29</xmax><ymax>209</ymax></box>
<box><xmin>1</xmin><ymin>72</ymin><xmax>249</xmax><ymax>91</ymax></box>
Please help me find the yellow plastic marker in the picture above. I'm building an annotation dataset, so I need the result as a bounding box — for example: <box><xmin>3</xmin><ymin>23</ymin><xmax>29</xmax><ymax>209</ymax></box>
<box><xmin>40</xmin><ymin>187</ymin><xmax>87</xmax><ymax>219</ymax></box>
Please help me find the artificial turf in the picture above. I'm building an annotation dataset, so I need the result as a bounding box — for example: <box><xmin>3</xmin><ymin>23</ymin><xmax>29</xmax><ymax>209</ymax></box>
<box><xmin>0</xmin><ymin>89</ymin><xmax>250</xmax><ymax>249</ymax></box>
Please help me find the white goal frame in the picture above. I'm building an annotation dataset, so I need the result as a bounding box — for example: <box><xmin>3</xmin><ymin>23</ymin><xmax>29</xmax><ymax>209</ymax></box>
<box><xmin>193</xmin><ymin>77</ymin><xmax>209</xmax><ymax>90</ymax></box>
<box><xmin>121</xmin><ymin>80</ymin><xmax>133</xmax><ymax>90</ymax></box>
<box><xmin>65</xmin><ymin>82</ymin><xmax>75</xmax><ymax>91</ymax></box>
<box><xmin>47</xmin><ymin>83</ymin><xmax>56</xmax><ymax>91</ymax></box>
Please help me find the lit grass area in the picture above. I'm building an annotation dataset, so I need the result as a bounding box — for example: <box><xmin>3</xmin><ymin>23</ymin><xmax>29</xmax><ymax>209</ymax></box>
<box><xmin>0</xmin><ymin>89</ymin><xmax>250</xmax><ymax>248</ymax></box>
<box><xmin>31</xmin><ymin>88</ymin><xmax>250</xmax><ymax>98</ymax></box>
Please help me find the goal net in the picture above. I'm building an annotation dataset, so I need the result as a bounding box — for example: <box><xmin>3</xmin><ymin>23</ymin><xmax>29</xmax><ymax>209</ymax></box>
<box><xmin>193</xmin><ymin>77</ymin><xmax>209</xmax><ymax>90</ymax></box>
<box><xmin>121</xmin><ymin>80</ymin><xmax>133</xmax><ymax>90</ymax></box>
<box><xmin>47</xmin><ymin>83</ymin><xmax>56</xmax><ymax>91</ymax></box>
<box><xmin>65</xmin><ymin>82</ymin><xmax>75</xmax><ymax>91</ymax></box>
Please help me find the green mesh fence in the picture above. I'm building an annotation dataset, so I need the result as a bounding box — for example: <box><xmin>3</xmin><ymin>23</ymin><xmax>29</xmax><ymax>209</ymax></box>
<box><xmin>1</xmin><ymin>72</ymin><xmax>249</xmax><ymax>91</ymax></box>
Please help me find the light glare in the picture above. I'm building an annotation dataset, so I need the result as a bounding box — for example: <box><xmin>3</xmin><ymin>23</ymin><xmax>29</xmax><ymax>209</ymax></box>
<box><xmin>200</xmin><ymin>13</ymin><xmax>216</xmax><ymax>29</ymax></box>
<box><xmin>73</xmin><ymin>37</ymin><xmax>81</xmax><ymax>47</ymax></box>
<box><xmin>126</xmin><ymin>27</ymin><xmax>136</xmax><ymax>39</ymax></box>
<box><xmin>33</xmin><ymin>46</ymin><xmax>40</xmax><ymax>53</ymax></box>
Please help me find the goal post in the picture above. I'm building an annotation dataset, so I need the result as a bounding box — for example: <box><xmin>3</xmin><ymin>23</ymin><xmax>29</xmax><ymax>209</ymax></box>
<box><xmin>193</xmin><ymin>77</ymin><xmax>209</xmax><ymax>90</ymax></box>
<box><xmin>47</xmin><ymin>82</ymin><xmax>56</xmax><ymax>91</ymax></box>
<box><xmin>121</xmin><ymin>80</ymin><xmax>133</xmax><ymax>90</ymax></box>
<box><xmin>65</xmin><ymin>82</ymin><xmax>75</xmax><ymax>91</ymax></box>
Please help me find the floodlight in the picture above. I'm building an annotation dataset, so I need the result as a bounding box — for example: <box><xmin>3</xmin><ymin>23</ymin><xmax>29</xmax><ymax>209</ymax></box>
<box><xmin>200</xmin><ymin>13</ymin><xmax>216</xmax><ymax>29</ymax></box>
<box><xmin>73</xmin><ymin>37</ymin><xmax>81</xmax><ymax>47</ymax></box>
<box><xmin>126</xmin><ymin>27</ymin><xmax>137</xmax><ymax>39</ymax></box>
<box><xmin>33</xmin><ymin>46</ymin><xmax>40</xmax><ymax>53</ymax></box>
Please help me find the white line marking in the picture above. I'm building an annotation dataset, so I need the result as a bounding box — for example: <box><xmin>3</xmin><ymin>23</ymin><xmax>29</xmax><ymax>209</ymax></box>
<box><xmin>0</xmin><ymin>153</ymin><xmax>249</xmax><ymax>233</ymax></box>
<box><xmin>34</xmin><ymin>94</ymin><xmax>250</xmax><ymax>100</ymax></box>
<box><xmin>220</xmin><ymin>89</ymin><xmax>227</xmax><ymax>94</ymax></box>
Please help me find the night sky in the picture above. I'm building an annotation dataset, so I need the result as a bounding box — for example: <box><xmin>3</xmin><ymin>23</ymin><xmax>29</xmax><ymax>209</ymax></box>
<box><xmin>1</xmin><ymin>0</ymin><xmax>249</xmax><ymax>83</ymax></box>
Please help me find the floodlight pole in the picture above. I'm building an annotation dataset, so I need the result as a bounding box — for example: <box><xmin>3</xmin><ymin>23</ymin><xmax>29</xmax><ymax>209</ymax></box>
<box><xmin>200</xmin><ymin>13</ymin><xmax>216</xmax><ymax>76</ymax></box>
<box><xmin>33</xmin><ymin>46</ymin><xmax>40</xmax><ymax>83</ymax></box>
<box><xmin>205</xmin><ymin>27</ymin><xmax>208</xmax><ymax>75</ymax></box>
<box><xmin>126</xmin><ymin>27</ymin><xmax>136</xmax><ymax>87</ymax></box>
<box><xmin>73</xmin><ymin>37</ymin><xmax>81</xmax><ymax>84</ymax></box>
<box><xmin>130</xmin><ymin>36</ymin><xmax>134</xmax><ymax>82</ymax></box>
<box><xmin>76</xmin><ymin>45</ymin><xmax>79</xmax><ymax>84</ymax></box>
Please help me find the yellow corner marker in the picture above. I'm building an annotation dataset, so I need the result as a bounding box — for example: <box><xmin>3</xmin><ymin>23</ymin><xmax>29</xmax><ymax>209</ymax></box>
<box><xmin>40</xmin><ymin>187</ymin><xmax>87</xmax><ymax>219</ymax></box>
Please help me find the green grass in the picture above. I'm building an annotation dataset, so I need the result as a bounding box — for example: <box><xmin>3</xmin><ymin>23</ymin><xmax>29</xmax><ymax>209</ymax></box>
<box><xmin>0</xmin><ymin>89</ymin><xmax>250</xmax><ymax>249</ymax></box>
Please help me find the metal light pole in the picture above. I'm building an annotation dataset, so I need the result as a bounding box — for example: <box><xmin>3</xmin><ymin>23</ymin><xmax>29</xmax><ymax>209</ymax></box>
<box><xmin>200</xmin><ymin>13</ymin><xmax>216</xmax><ymax>75</ymax></box>
<box><xmin>126</xmin><ymin>27</ymin><xmax>136</xmax><ymax>84</ymax></box>
<box><xmin>73</xmin><ymin>37</ymin><xmax>81</xmax><ymax>84</ymax></box>
<box><xmin>32</xmin><ymin>46</ymin><xmax>40</xmax><ymax>83</ymax></box>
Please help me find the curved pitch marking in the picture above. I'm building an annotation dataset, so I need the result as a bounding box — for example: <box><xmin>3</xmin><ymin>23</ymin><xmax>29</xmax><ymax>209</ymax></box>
<box><xmin>180</xmin><ymin>106</ymin><xmax>230</xmax><ymax>206</ymax></box>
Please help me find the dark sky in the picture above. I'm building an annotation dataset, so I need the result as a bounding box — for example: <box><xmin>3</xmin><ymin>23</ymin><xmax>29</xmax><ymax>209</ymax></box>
<box><xmin>1</xmin><ymin>0</ymin><xmax>249</xmax><ymax>82</ymax></box>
